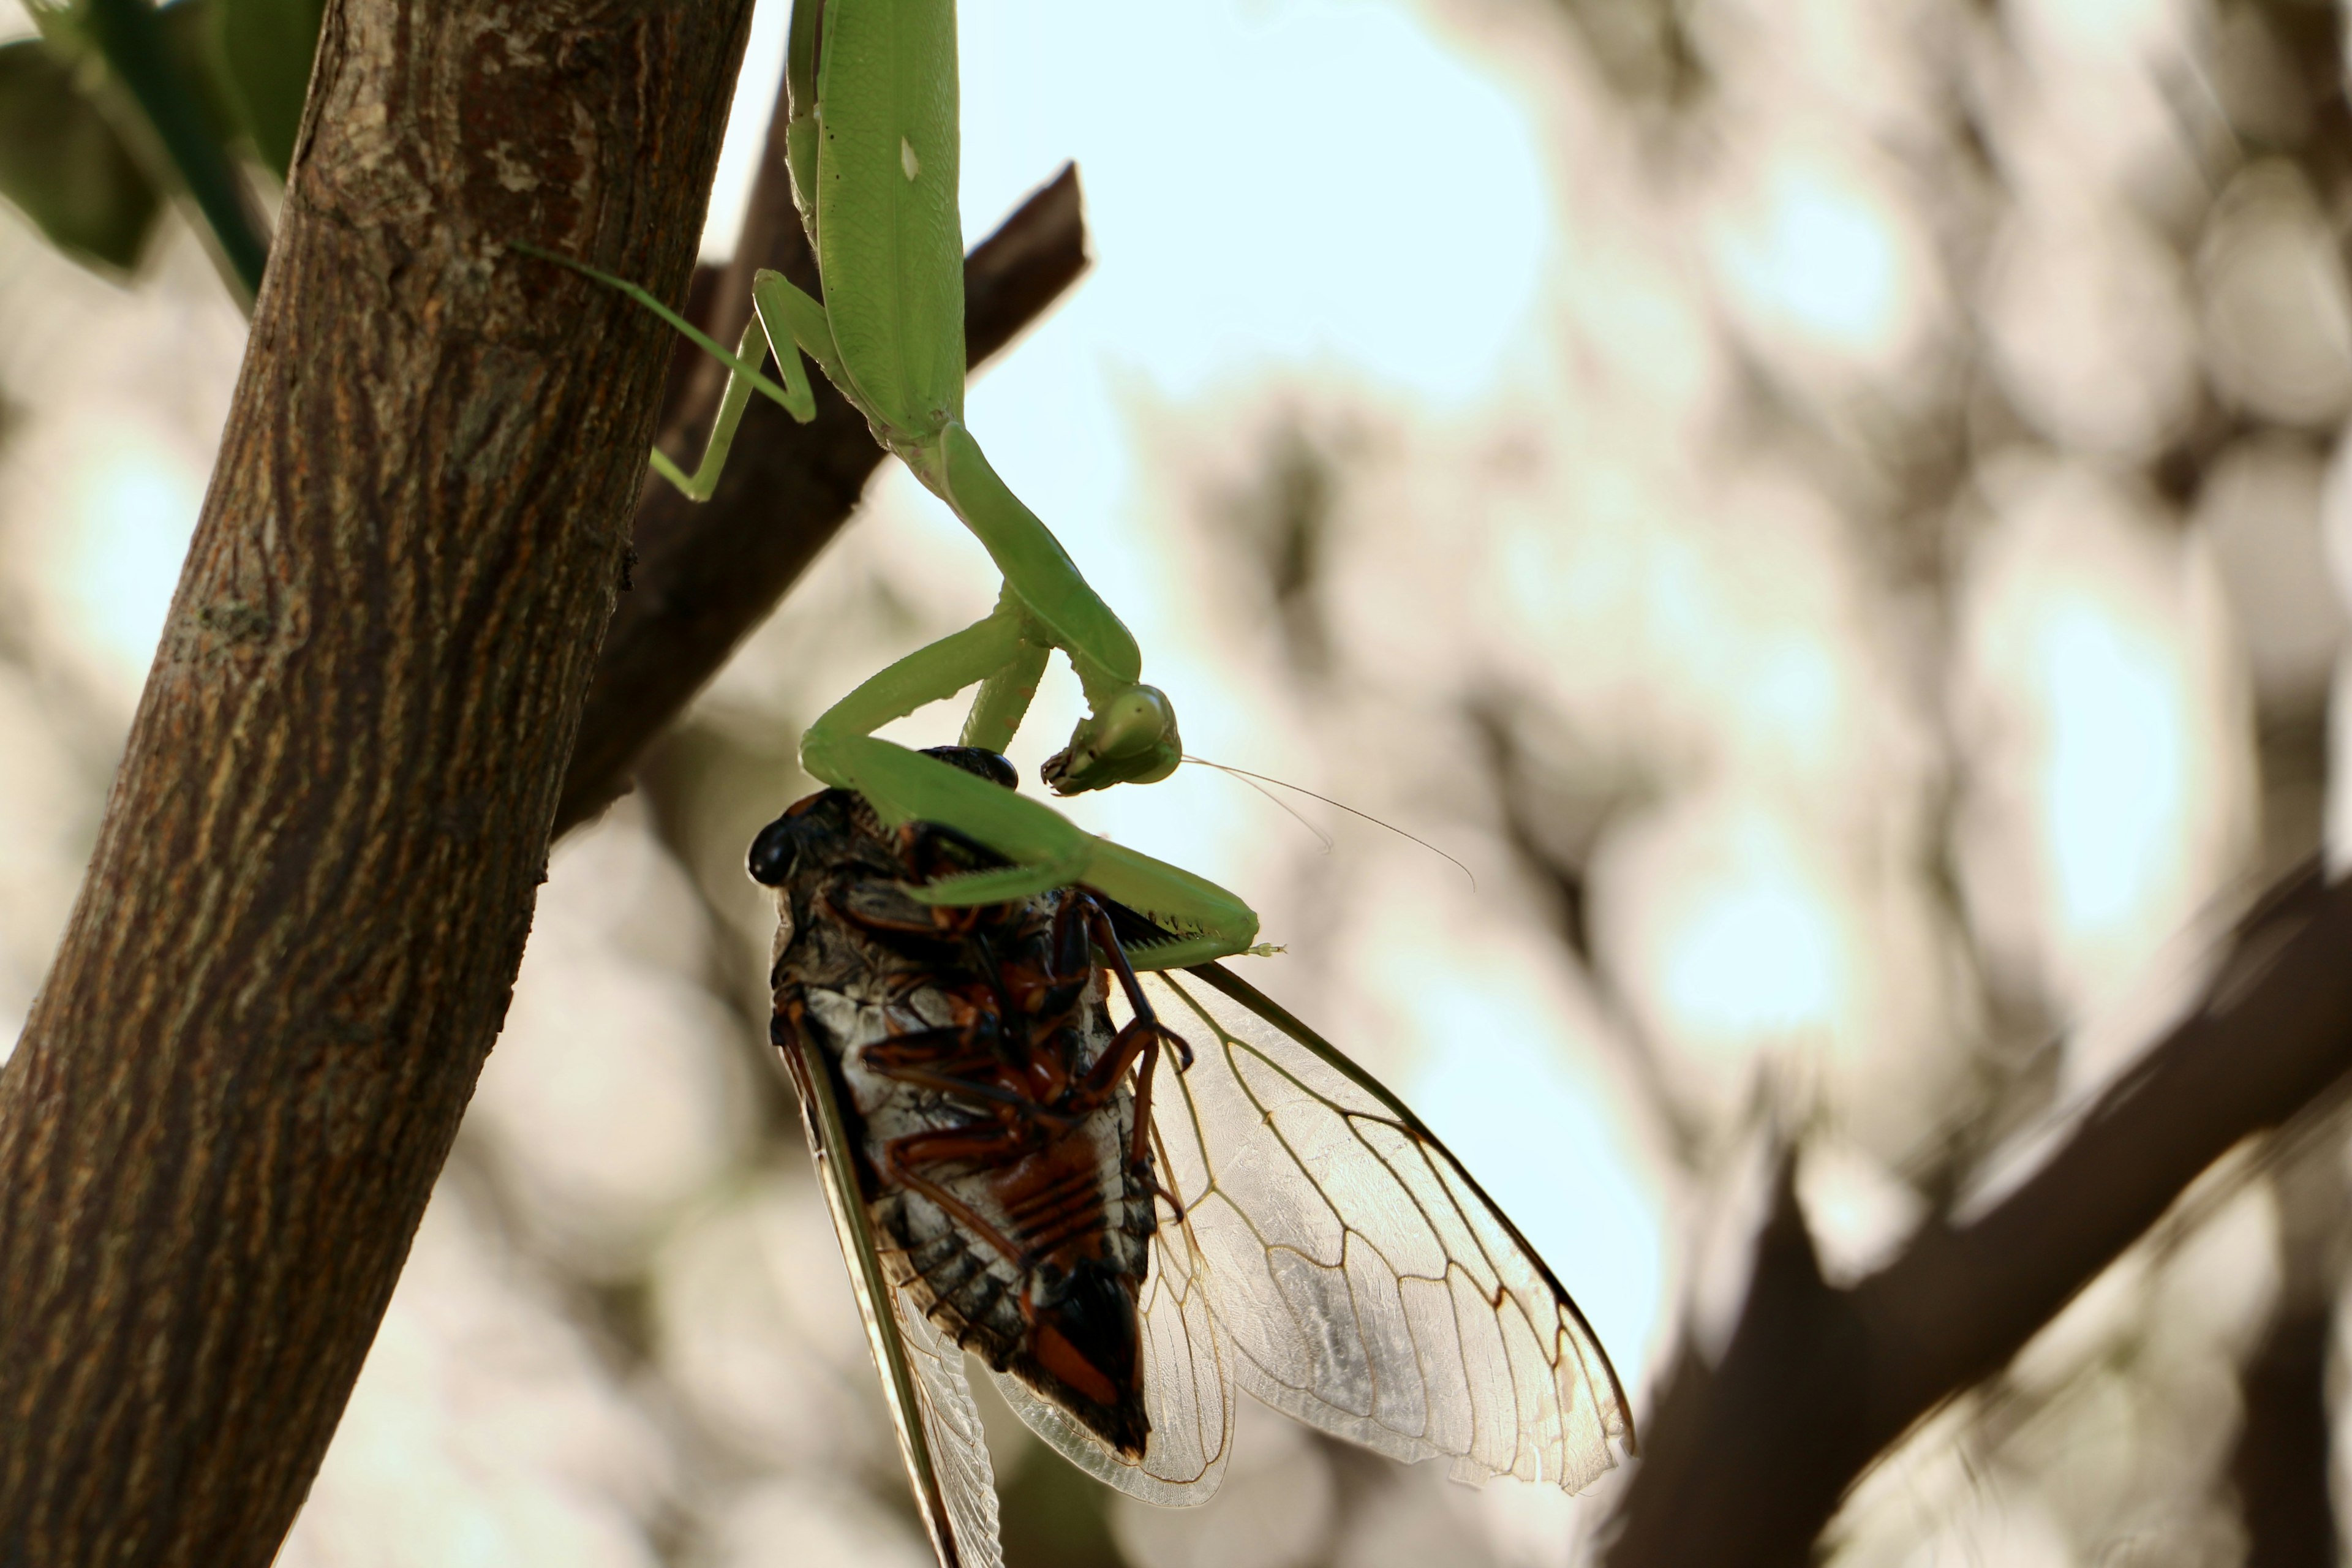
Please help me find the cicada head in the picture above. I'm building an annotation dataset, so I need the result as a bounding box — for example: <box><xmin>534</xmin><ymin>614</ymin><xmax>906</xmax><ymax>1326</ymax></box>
<box><xmin>748</xmin><ymin>793</ymin><xmax>848</xmax><ymax>887</ymax></box>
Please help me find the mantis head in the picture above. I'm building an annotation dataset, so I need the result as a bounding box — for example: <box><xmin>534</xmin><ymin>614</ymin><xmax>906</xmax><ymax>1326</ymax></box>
<box><xmin>1042</xmin><ymin>685</ymin><xmax>1182</xmax><ymax>795</ymax></box>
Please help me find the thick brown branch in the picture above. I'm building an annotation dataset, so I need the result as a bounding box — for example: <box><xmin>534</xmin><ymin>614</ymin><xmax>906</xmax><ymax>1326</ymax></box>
<box><xmin>554</xmin><ymin>160</ymin><xmax>1089</xmax><ymax>835</ymax></box>
<box><xmin>0</xmin><ymin>4</ymin><xmax>753</xmax><ymax>1564</ymax></box>
<box><xmin>1605</xmin><ymin>864</ymin><xmax>2352</xmax><ymax>1566</ymax></box>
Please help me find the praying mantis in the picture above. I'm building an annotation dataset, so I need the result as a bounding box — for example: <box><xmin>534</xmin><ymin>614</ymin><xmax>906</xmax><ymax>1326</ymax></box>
<box><xmin>521</xmin><ymin>6</ymin><xmax>1634</xmax><ymax>1564</ymax></box>
<box><xmin>526</xmin><ymin>0</ymin><xmax>1259</xmax><ymax>971</ymax></box>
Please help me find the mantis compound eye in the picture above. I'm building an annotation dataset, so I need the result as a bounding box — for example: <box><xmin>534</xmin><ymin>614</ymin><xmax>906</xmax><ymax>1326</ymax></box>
<box><xmin>1098</xmin><ymin>688</ymin><xmax>1175</xmax><ymax>759</ymax></box>
<box><xmin>1040</xmin><ymin>687</ymin><xmax>1182</xmax><ymax>796</ymax></box>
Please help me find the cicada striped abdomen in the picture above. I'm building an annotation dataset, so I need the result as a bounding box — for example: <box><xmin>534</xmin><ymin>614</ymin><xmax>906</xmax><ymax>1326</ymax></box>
<box><xmin>753</xmin><ymin>747</ymin><xmax>1189</xmax><ymax>1464</ymax></box>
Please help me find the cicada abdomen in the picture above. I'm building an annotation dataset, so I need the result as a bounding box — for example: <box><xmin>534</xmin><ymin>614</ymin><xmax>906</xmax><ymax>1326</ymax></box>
<box><xmin>752</xmin><ymin>748</ymin><xmax>1186</xmax><ymax>1458</ymax></box>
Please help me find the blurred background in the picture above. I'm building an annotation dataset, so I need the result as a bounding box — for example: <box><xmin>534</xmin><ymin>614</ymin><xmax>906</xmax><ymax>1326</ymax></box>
<box><xmin>5</xmin><ymin>0</ymin><xmax>2351</xmax><ymax>1562</ymax></box>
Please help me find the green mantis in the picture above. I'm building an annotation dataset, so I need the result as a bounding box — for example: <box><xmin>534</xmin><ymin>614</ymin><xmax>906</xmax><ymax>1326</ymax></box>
<box><xmin>530</xmin><ymin>0</ymin><xmax>1257</xmax><ymax>970</ymax></box>
<box><xmin>518</xmin><ymin>14</ymin><xmax>1637</xmax><ymax>1564</ymax></box>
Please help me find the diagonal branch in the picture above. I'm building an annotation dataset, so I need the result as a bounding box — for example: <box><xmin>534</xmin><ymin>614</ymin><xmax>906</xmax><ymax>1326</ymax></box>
<box><xmin>1605</xmin><ymin>862</ymin><xmax>2352</xmax><ymax>1567</ymax></box>
<box><xmin>554</xmin><ymin>139</ymin><xmax>1088</xmax><ymax>835</ymax></box>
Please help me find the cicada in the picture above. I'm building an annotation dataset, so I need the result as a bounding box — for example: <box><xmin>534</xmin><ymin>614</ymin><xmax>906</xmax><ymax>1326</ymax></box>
<box><xmin>750</xmin><ymin>750</ymin><xmax>1635</xmax><ymax>1568</ymax></box>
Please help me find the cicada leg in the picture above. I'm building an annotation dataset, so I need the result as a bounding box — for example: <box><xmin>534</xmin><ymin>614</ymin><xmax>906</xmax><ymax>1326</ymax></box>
<box><xmin>1067</xmin><ymin>896</ymin><xmax>1193</xmax><ymax>1221</ymax></box>
<box><xmin>861</xmin><ymin>1016</ymin><xmax>1084</xmax><ymax>1136</ymax></box>
<box><xmin>984</xmin><ymin>886</ymin><xmax>1109</xmax><ymax>1035</ymax></box>
<box><xmin>1077</xmin><ymin>899</ymin><xmax>1194</xmax><ymax>1072</ymax></box>
<box><xmin>877</xmin><ymin>1124</ymin><xmax>1037</xmax><ymax>1269</ymax></box>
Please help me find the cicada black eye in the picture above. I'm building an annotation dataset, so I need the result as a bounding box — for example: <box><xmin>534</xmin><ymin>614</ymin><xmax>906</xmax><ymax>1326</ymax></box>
<box><xmin>750</xmin><ymin>790</ymin><xmax>861</xmax><ymax>886</ymax></box>
<box><xmin>750</xmin><ymin>808</ymin><xmax>839</xmax><ymax>886</ymax></box>
<box><xmin>919</xmin><ymin>745</ymin><xmax>1018</xmax><ymax>790</ymax></box>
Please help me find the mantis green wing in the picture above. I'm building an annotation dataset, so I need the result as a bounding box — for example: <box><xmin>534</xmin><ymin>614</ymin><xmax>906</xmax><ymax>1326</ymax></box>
<box><xmin>798</xmin><ymin>0</ymin><xmax>966</xmax><ymax>432</ymax></box>
<box><xmin>520</xmin><ymin>0</ymin><xmax>1254</xmax><ymax>949</ymax></box>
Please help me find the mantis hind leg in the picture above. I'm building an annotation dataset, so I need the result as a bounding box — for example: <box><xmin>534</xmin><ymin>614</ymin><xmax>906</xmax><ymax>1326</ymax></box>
<box><xmin>650</xmin><ymin>315</ymin><xmax>813</xmax><ymax>500</ymax></box>
<box><xmin>503</xmin><ymin>242</ymin><xmax>816</xmax><ymax>497</ymax></box>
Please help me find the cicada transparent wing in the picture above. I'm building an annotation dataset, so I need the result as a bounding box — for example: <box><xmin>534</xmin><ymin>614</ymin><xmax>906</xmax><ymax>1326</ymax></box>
<box><xmin>780</xmin><ymin>1028</ymin><xmax>1005</xmax><ymax>1568</ymax></box>
<box><xmin>984</xmin><ymin>1175</ymin><xmax>1234</xmax><ymax>1504</ymax></box>
<box><xmin>758</xmin><ymin>769</ymin><xmax>1629</xmax><ymax>1557</ymax></box>
<box><xmin>1135</xmin><ymin>962</ymin><xmax>1637</xmax><ymax>1493</ymax></box>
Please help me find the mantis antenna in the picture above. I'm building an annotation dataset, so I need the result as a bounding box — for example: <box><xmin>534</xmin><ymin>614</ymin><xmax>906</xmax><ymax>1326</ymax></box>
<box><xmin>1180</xmin><ymin>755</ymin><xmax>1477</xmax><ymax>891</ymax></box>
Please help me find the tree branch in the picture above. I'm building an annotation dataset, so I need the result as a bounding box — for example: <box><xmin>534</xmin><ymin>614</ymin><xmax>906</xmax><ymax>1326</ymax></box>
<box><xmin>0</xmin><ymin>4</ymin><xmax>753</xmax><ymax>1564</ymax></box>
<box><xmin>2233</xmin><ymin>1276</ymin><xmax>2337</xmax><ymax>1563</ymax></box>
<box><xmin>1605</xmin><ymin>862</ymin><xmax>2352</xmax><ymax>1566</ymax></box>
<box><xmin>553</xmin><ymin>153</ymin><xmax>1089</xmax><ymax>835</ymax></box>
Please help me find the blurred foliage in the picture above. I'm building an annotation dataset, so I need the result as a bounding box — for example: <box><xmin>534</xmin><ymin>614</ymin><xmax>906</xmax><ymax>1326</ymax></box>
<box><xmin>0</xmin><ymin>0</ymin><xmax>323</xmax><ymax>295</ymax></box>
<box><xmin>997</xmin><ymin>1445</ymin><xmax>1125</xmax><ymax>1568</ymax></box>
<box><xmin>1545</xmin><ymin>0</ymin><xmax>1703</xmax><ymax>112</ymax></box>
<box><xmin>0</xmin><ymin>35</ymin><xmax>157</xmax><ymax>269</ymax></box>
<box><xmin>213</xmin><ymin>0</ymin><xmax>325</xmax><ymax>174</ymax></box>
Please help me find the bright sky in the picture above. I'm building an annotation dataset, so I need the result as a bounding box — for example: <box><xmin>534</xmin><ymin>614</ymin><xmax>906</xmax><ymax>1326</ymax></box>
<box><xmin>707</xmin><ymin>0</ymin><xmax>1555</xmax><ymax>406</ymax></box>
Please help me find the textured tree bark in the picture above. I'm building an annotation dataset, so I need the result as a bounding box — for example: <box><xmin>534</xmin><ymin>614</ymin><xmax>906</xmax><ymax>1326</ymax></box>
<box><xmin>0</xmin><ymin>4</ymin><xmax>752</xmax><ymax>1564</ymax></box>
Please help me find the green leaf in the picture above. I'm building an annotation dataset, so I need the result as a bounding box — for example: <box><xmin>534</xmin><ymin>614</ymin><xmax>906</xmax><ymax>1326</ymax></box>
<box><xmin>0</xmin><ymin>35</ymin><xmax>162</xmax><ymax>271</ymax></box>
<box><xmin>77</xmin><ymin>0</ymin><xmax>269</xmax><ymax>300</ymax></box>
<box><xmin>156</xmin><ymin>0</ymin><xmax>246</xmax><ymax>148</ymax></box>
<box><xmin>211</xmin><ymin>0</ymin><xmax>323</xmax><ymax>176</ymax></box>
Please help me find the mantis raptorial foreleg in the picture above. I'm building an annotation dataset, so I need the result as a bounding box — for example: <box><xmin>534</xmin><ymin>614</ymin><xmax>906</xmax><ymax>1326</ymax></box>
<box><xmin>519</xmin><ymin>0</ymin><xmax>1261</xmax><ymax>967</ymax></box>
<box><xmin>793</xmin><ymin>597</ymin><xmax>1254</xmax><ymax>967</ymax></box>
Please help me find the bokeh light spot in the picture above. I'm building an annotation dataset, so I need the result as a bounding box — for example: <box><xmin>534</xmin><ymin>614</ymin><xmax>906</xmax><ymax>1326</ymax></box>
<box><xmin>1662</xmin><ymin>867</ymin><xmax>1841</xmax><ymax>1042</ymax></box>
<box><xmin>1721</xmin><ymin>159</ymin><xmax>1903</xmax><ymax>356</ymax></box>
<box><xmin>52</xmin><ymin>430</ymin><xmax>201</xmax><ymax>696</ymax></box>
<box><xmin>2036</xmin><ymin>597</ymin><xmax>2185</xmax><ymax>936</ymax></box>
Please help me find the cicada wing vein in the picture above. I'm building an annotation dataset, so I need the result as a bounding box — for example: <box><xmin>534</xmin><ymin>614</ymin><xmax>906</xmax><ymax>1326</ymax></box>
<box><xmin>984</xmin><ymin>1128</ymin><xmax>1235</xmax><ymax>1505</ymax></box>
<box><xmin>782</xmin><ymin>1030</ymin><xmax>1004</xmax><ymax>1568</ymax></box>
<box><xmin>884</xmin><ymin>1280</ymin><xmax>1003</xmax><ymax>1566</ymax></box>
<box><xmin>1134</xmin><ymin>963</ymin><xmax>1636</xmax><ymax>1494</ymax></box>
